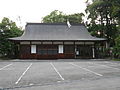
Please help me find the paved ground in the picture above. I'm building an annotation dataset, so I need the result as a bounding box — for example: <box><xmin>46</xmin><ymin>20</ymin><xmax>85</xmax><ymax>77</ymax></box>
<box><xmin>0</xmin><ymin>59</ymin><xmax>120</xmax><ymax>90</ymax></box>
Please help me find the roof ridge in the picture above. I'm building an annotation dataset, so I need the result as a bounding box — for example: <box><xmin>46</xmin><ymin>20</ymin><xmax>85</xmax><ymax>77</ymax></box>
<box><xmin>26</xmin><ymin>22</ymin><xmax>85</xmax><ymax>26</ymax></box>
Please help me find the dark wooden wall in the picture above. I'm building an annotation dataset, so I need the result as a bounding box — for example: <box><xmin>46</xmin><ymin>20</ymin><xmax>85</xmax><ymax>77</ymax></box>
<box><xmin>19</xmin><ymin>42</ymin><xmax>96</xmax><ymax>59</ymax></box>
<box><xmin>20</xmin><ymin>45</ymin><xmax>75</xmax><ymax>59</ymax></box>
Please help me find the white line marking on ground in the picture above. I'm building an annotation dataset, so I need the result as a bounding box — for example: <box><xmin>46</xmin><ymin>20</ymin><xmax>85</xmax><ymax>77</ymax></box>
<box><xmin>90</xmin><ymin>62</ymin><xmax>120</xmax><ymax>70</ymax></box>
<box><xmin>0</xmin><ymin>64</ymin><xmax>12</xmax><ymax>70</ymax></box>
<box><xmin>50</xmin><ymin>63</ymin><xmax>64</xmax><ymax>80</ymax></box>
<box><xmin>70</xmin><ymin>63</ymin><xmax>103</xmax><ymax>76</ymax></box>
<box><xmin>15</xmin><ymin>63</ymin><xmax>32</xmax><ymax>84</ymax></box>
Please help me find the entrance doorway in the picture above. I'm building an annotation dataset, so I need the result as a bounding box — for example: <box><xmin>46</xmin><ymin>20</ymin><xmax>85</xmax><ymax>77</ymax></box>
<box><xmin>37</xmin><ymin>45</ymin><xmax>58</xmax><ymax>59</ymax></box>
<box><xmin>76</xmin><ymin>45</ymin><xmax>93</xmax><ymax>58</ymax></box>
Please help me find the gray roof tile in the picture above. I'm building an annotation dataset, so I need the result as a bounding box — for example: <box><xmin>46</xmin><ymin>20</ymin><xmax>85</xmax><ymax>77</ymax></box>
<box><xmin>10</xmin><ymin>23</ymin><xmax>106</xmax><ymax>41</ymax></box>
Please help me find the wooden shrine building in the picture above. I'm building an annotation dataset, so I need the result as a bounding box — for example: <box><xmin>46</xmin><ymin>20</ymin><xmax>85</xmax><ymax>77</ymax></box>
<box><xmin>10</xmin><ymin>23</ymin><xmax>106</xmax><ymax>59</ymax></box>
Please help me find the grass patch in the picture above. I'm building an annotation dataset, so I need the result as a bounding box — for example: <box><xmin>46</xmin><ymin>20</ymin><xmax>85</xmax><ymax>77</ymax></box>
<box><xmin>112</xmin><ymin>59</ymin><xmax>120</xmax><ymax>61</ymax></box>
<box><xmin>0</xmin><ymin>56</ymin><xmax>11</xmax><ymax>60</ymax></box>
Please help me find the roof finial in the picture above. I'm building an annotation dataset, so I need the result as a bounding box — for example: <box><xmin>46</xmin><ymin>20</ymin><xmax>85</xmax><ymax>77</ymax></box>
<box><xmin>67</xmin><ymin>20</ymin><xmax>71</xmax><ymax>28</ymax></box>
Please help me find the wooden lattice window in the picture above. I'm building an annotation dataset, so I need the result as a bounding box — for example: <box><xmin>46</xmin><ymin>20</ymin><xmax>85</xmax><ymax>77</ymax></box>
<box><xmin>64</xmin><ymin>45</ymin><xmax>74</xmax><ymax>54</ymax></box>
<box><xmin>37</xmin><ymin>45</ymin><xmax>58</xmax><ymax>55</ymax></box>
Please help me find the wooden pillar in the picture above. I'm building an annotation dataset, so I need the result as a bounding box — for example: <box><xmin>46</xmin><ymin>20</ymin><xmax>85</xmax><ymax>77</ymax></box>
<box><xmin>105</xmin><ymin>41</ymin><xmax>108</xmax><ymax>48</ymax></box>
<box><xmin>74</xmin><ymin>41</ymin><xmax>76</xmax><ymax>59</ymax></box>
<box><xmin>92</xmin><ymin>46</ymin><xmax>95</xmax><ymax>58</ymax></box>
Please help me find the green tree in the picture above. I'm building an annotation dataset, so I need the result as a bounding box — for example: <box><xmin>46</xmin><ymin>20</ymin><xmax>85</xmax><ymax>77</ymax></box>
<box><xmin>86</xmin><ymin>0</ymin><xmax>119</xmax><ymax>46</ymax></box>
<box><xmin>0</xmin><ymin>17</ymin><xmax>23</xmax><ymax>58</ymax></box>
<box><xmin>42</xmin><ymin>10</ymin><xmax>66</xmax><ymax>23</ymax></box>
<box><xmin>113</xmin><ymin>35</ymin><xmax>120</xmax><ymax>58</ymax></box>
<box><xmin>67</xmin><ymin>13</ymin><xmax>85</xmax><ymax>24</ymax></box>
<box><xmin>42</xmin><ymin>10</ymin><xmax>84</xmax><ymax>24</ymax></box>
<box><xmin>111</xmin><ymin>0</ymin><xmax>120</xmax><ymax>26</ymax></box>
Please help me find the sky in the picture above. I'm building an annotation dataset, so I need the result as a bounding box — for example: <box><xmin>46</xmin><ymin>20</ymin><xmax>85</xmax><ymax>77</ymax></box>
<box><xmin>0</xmin><ymin>0</ymin><xmax>88</xmax><ymax>28</ymax></box>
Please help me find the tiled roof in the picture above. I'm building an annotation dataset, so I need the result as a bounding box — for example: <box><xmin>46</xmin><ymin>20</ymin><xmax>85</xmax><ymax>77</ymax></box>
<box><xmin>10</xmin><ymin>23</ymin><xmax>106</xmax><ymax>41</ymax></box>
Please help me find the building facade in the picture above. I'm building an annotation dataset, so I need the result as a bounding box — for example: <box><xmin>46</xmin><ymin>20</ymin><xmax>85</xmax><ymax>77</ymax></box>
<box><xmin>10</xmin><ymin>23</ymin><xmax>106</xmax><ymax>59</ymax></box>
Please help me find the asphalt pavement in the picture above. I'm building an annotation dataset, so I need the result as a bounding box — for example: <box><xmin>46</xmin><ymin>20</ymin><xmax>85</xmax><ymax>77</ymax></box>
<box><xmin>0</xmin><ymin>59</ymin><xmax>120</xmax><ymax>90</ymax></box>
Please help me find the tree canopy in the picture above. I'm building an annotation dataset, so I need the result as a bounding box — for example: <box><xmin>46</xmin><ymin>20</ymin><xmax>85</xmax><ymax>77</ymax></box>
<box><xmin>86</xmin><ymin>0</ymin><xmax>120</xmax><ymax>46</ymax></box>
<box><xmin>42</xmin><ymin>10</ymin><xmax>84</xmax><ymax>24</ymax></box>
<box><xmin>113</xmin><ymin>35</ymin><xmax>120</xmax><ymax>58</ymax></box>
<box><xmin>0</xmin><ymin>17</ymin><xmax>23</xmax><ymax>58</ymax></box>
<box><xmin>85</xmin><ymin>0</ymin><xmax>120</xmax><ymax>58</ymax></box>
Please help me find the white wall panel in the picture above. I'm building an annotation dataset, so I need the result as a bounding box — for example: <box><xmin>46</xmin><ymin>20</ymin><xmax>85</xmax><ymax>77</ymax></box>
<box><xmin>31</xmin><ymin>45</ymin><xmax>36</xmax><ymax>53</ymax></box>
<box><xmin>58</xmin><ymin>45</ymin><xmax>63</xmax><ymax>53</ymax></box>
